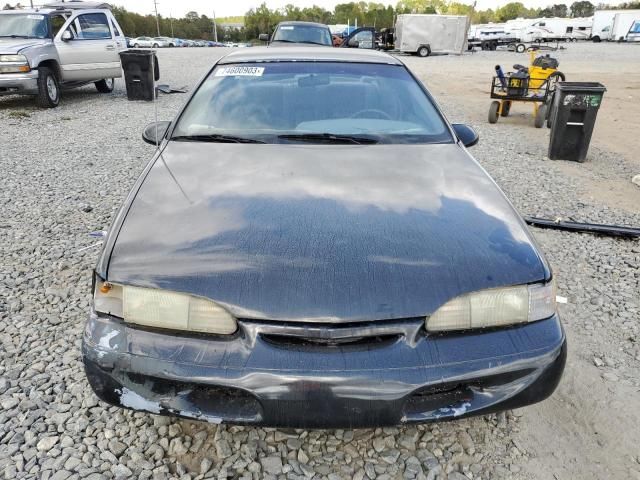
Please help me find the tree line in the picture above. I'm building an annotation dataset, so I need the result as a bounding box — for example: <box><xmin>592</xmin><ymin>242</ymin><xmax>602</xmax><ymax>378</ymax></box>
<box><xmin>5</xmin><ymin>1</ymin><xmax>638</xmax><ymax>41</ymax></box>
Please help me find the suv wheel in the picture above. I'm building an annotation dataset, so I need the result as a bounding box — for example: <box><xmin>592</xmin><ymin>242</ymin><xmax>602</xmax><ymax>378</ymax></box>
<box><xmin>95</xmin><ymin>78</ymin><xmax>114</xmax><ymax>93</ymax></box>
<box><xmin>133</xmin><ymin>43</ymin><xmax>139</xmax><ymax>47</ymax></box>
<box><xmin>153</xmin><ymin>43</ymin><xmax>159</xmax><ymax>48</ymax></box>
<box><xmin>36</xmin><ymin>66</ymin><xmax>60</xmax><ymax>108</ymax></box>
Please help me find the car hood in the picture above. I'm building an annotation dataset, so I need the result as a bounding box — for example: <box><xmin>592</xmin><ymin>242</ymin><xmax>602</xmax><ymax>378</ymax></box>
<box><xmin>106</xmin><ymin>143</ymin><xmax>549</xmax><ymax>322</ymax></box>
<box><xmin>0</xmin><ymin>38</ymin><xmax>49</xmax><ymax>54</ymax></box>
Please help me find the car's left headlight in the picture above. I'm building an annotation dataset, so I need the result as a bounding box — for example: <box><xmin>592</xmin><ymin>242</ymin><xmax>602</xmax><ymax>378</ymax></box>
<box><xmin>0</xmin><ymin>54</ymin><xmax>30</xmax><ymax>73</ymax></box>
<box><xmin>93</xmin><ymin>280</ymin><xmax>237</xmax><ymax>335</ymax></box>
<box><xmin>426</xmin><ymin>281</ymin><xmax>557</xmax><ymax>332</ymax></box>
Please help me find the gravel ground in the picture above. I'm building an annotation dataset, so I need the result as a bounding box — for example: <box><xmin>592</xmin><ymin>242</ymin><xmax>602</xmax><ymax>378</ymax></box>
<box><xmin>1</xmin><ymin>44</ymin><xmax>639</xmax><ymax>480</ymax></box>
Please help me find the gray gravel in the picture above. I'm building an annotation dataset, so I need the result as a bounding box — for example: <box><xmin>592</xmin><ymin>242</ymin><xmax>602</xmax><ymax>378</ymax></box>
<box><xmin>1</xmin><ymin>45</ymin><xmax>639</xmax><ymax>480</ymax></box>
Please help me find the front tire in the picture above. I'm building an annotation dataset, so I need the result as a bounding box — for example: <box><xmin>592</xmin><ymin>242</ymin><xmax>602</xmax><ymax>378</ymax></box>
<box><xmin>153</xmin><ymin>43</ymin><xmax>159</xmax><ymax>48</ymax></box>
<box><xmin>417</xmin><ymin>46</ymin><xmax>430</xmax><ymax>57</ymax></box>
<box><xmin>133</xmin><ymin>43</ymin><xmax>139</xmax><ymax>48</ymax></box>
<box><xmin>95</xmin><ymin>78</ymin><xmax>114</xmax><ymax>93</ymax></box>
<box><xmin>488</xmin><ymin>101</ymin><xmax>500</xmax><ymax>124</ymax></box>
<box><xmin>534</xmin><ymin>104</ymin><xmax>547</xmax><ymax>128</ymax></box>
<box><xmin>516</xmin><ymin>43</ymin><xmax>526</xmax><ymax>53</ymax></box>
<box><xmin>36</xmin><ymin>66</ymin><xmax>60</xmax><ymax>108</ymax></box>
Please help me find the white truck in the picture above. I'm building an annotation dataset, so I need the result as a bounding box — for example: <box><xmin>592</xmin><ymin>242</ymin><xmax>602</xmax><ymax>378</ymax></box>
<box><xmin>610</xmin><ymin>11</ymin><xmax>640</xmax><ymax>42</ymax></box>
<box><xmin>395</xmin><ymin>14</ymin><xmax>469</xmax><ymax>57</ymax></box>
<box><xmin>592</xmin><ymin>9</ymin><xmax>640</xmax><ymax>42</ymax></box>
<box><xmin>627</xmin><ymin>19</ymin><xmax>640</xmax><ymax>42</ymax></box>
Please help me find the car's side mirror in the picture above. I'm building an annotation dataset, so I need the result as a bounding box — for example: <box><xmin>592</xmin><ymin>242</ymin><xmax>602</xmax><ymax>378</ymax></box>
<box><xmin>348</xmin><ymin>38</ymin><xmax>359</xmax><ymax>48</ymax></box>
<box><xmin>61</xmin><ymin>30</ymin><xmax>73</xmax><ymax>41</ymax></box>
<box><xmin>142</xmin><ymin>121</ymin><xmax>171</xmax><ymax>145</ymax></box>
<box><xmin>258</xmin><ymin>33</ymin><xmax>269</xmax><ymax>42</ymax></box>
<box><xmin>452</xmin><ymin>123</ymin><xmax>479</xmax><ymax>147</ymax></box>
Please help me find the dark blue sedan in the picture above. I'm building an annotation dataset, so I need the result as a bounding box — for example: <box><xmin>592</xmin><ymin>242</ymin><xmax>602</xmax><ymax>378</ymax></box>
<box><xmin>83</xmin><ymin>47</ymin><xmax>566</xmax><ymax>428</ymax></box>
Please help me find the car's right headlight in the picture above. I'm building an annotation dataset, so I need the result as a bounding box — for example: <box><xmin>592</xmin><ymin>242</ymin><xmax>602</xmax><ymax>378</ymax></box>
<box><xmin>93</xmin><ymin>280</ymin><xmax>237</xmax><ymax>335</ymax></box>
<box><xmin>426</xmin><ymin>281</ymin><xmax>557</xmax><ymax>332</ymax></box>
<box><xmin>0</xmin><ymin>54</ymin><xmax>30</xmax><ymax>73</ymax></box>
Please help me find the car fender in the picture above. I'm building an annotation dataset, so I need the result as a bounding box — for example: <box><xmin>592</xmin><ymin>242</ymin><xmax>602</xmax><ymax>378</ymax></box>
<box><xmin>23</xmin><ymin>43</ymin><xmax>60</xmax><ymax>70</ymax></box>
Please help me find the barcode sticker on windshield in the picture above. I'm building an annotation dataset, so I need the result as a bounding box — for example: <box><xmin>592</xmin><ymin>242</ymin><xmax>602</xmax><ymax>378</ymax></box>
<box><xmin>215</xmin><ymin>66</ymin><xmax>265</xmax><ymax>77</ymax></box>
<box><xmin>28</xmin><ymin>15</ymin><xmax>45</xmax><ymax>20</ymax></box>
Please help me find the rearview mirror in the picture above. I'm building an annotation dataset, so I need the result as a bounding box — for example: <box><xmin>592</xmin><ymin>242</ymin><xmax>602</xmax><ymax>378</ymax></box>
<box><xmin>142</xmin><ymin>121</ymin><xmax>171</xmax><ymax>145</ymax></box>
<box><xmin>61</xmin><ymin>30</ymin><xmax>73</xmax><ymax>41</ymax></box>
<box><xmin>452</xmin><ymin>123</ymin><xmax>479</xmax><ymax>147</ymax></box>
<box><xmin>258</xmin><ymin>33</ymin><xmax>269</xmax><ymax>42</ymax></box>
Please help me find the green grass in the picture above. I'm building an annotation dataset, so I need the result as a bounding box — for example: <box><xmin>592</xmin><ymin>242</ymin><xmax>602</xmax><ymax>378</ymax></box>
<box><xmin>7</xmin><ymin>110</ymin><xmax>31</xmax><ymax>119</ymax></box>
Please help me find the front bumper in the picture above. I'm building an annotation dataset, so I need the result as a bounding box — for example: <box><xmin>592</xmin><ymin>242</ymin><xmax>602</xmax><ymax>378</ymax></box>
<box><xmin>83</xmin><ymin>312</ymin><xmax>566</xmax><ymax>428</ymax></box>
<box><xmin>0</xmin><ymin>70</ymin><xmax>39</xmax><ymax>95</ymax></box>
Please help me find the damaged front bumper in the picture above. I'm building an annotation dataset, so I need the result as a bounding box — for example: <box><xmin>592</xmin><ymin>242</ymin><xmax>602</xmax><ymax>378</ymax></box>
<box><xmin>82</xmin><ymin>311</ymin><xmax>566</xmax><ymax>428</ymax></box>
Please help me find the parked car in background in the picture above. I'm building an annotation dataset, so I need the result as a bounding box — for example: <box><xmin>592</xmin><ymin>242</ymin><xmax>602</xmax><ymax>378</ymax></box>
<box><xmin>0</xmin><ymin>1</ymin><xmax>126</xmax><ymax>107</ymax></box>
<box><xmin>153</xmin><ymin>36</ymin><xmax>175</xmax><ymax>47</ymax></box>
<box><xmin>83</xmin><ymin>47</ymin><xmax>566</xmax><ymax>428</ymax></box>
<box><xmin>131</xmin><ymin>36</ymin><xmax>157</xmax><ymax>48</ymax></box>
<box><xmin>259</xmin><ymin>21</ymin><xmax>333</xmax><ymax>47</ymax></box>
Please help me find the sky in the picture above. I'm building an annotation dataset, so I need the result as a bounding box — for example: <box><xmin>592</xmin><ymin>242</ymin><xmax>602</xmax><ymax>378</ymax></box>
<box><xmin>109</xmin><ymin>0</ymin><xmax>602</xmax><ymax>19</ymax></box>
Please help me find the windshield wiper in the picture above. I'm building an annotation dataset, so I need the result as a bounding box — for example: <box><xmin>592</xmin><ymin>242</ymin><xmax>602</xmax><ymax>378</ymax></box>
<box><xmin>172</xmin><ymin>134</ymin><xmax>265</xmax><ymax>144</ymax></box>
<box><xmin>272</xmin><ymin>39</ymin><xmax>328</xmax><ymax>46</ymax></box>
<box><xmin>278</xmin><ymin>133</ymin><xmax>379</xmax><ymax>145</ymax></box>
<box><xmin>0</xmin><ymin>35</ymin><xmax>33</xmax><ymax>38</ymax></box>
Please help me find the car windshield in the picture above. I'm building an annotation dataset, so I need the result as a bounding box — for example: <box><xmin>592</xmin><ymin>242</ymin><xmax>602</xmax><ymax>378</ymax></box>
<box><xmin>172</xmin><ymin>62</ymin><xmax>453</xmax><ymax>145</ymax></box>
<box><xmin>630</xmin><ymin>21</ymin><xmax>640</xmax><ymax>34</ymax></box>
<box><xmin>0</xmin><ymin>13</ymin><xmax>49</xmax><ymax>39</ymax></box>
<box><xmin>273</xmin><ymin>24</ymin><xmax>332</xmax><ymax>46</ymax></box>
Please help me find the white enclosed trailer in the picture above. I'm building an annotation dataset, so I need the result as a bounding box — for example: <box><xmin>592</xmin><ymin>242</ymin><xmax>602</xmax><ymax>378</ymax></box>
<box><xmin>395</xmin><ymin>14</ymin><xmax>469</xmax><ymax>56</ymax></box>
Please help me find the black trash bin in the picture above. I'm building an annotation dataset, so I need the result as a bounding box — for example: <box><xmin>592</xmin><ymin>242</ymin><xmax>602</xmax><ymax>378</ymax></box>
<box><xmin>119</xmin><ymin>49</ymin><xmax>160</xmax><ymax>101</ymax></box>
<box><xmin>548</xmin><ymin>82</ymin><xmax>606</xmax><ymax>162</ymax></box>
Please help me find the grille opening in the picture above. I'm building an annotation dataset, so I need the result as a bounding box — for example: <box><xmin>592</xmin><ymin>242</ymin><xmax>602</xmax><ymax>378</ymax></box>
<box><xmin>405</xmin><ymin>384</ymin><xmax>474</xmax><ymax>414</ymax></box>
<box><xmin>124</xmin><ymin>372</ymin><xmax>261</xmax><ymax>420</ymax></box>
<box><xmin>261</xmin><ymin>333</ymin><xmax>401</xmax><ymax>349</ymax></box>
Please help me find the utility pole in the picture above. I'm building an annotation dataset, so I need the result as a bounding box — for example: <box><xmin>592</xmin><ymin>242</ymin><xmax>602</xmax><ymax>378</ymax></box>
<box><xmin>153</xmin><ymin>0</ymin><xmax>160</xmax><ymax>37</ymax></box>
<box><xmin>212</xmin><ymin>10</ymin><xmax>218</xmax><ymax>42</ymax></box>
<box><xmin>170</xmin><ymin>11</ymin><xmax>174</xmax><ymax>37</ymax></box>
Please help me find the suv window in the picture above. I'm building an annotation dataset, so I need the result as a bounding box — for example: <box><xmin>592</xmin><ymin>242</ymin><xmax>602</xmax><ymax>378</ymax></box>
<box><xmin>75</xmin><ymin>13</ymin><xmax>111</xmax><ymax>39</ymax></box>
<box><xmin>50</xmin><ymin>14</ymin><xmax>67</xmax><ymax>37</ymax></box>
<box><xmin>273</xmin><ymin>24</ymin><xmax>332</xmax><ymax>46</ymax></box>
<box><xmin>110</xmin><ymin>19</ymin><xmax>121</xmax><ymax>37</ymax></box>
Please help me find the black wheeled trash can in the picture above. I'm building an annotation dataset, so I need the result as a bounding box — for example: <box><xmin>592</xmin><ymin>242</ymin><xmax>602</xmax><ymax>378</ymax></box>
<box><xmin>119</xmin><ymin>49</ymin><xmax>160</xmax><ymax>101</ymax></box>
<box><xmin>548</xmin><ymin>82</ymin><xmax>606</xmax><ymax>162</ymax></box>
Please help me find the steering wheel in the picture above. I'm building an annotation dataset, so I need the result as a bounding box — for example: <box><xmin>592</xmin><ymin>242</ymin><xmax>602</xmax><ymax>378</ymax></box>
<box><xmin>350</xmin><ymin>109</ymin><xmax>393</xmax><ymax>120</ymax></box>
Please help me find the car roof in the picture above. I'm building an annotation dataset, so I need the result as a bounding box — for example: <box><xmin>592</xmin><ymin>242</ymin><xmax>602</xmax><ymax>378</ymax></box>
<box><xmin>3</xmin><ymin>1</ymin><xmax>112</xmax><ymax>14</ymax></box>
<box><xmin>218</xmin><ymin>46</ymin><xmax>403</xmax><ymax>66</ymax></box>
<box><xmin>44</xmin><ymin>1</ymin><xmax>112</xmax><ymax>9</ymax></box>
<box><xmin>277</xmin><ymin>21</ymin><xmax>330</xmax><ymax>28</ymax></box>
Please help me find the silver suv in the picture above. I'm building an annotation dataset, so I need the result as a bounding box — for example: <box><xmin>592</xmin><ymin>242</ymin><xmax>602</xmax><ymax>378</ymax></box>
<box><xmin>0</xmin><ymin>1</ymin><xmax>126</xmax><ymax>107</ymax></box>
